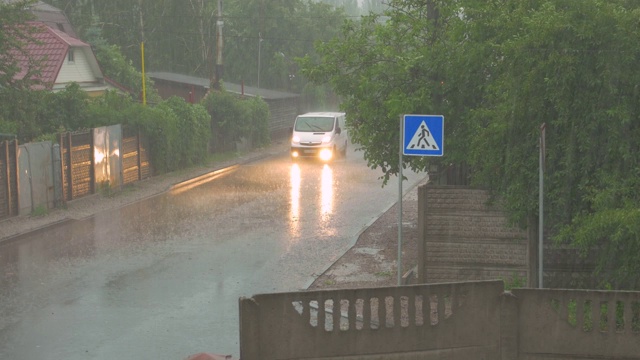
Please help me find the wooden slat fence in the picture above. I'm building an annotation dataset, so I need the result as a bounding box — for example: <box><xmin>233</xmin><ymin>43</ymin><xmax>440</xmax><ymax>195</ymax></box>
<box><xmin>60</xmin><ymin>130</ymin><xmax>94</xmax><ymax>201</ymax></box>
<box><xmin>122</xmin><ymin>126</ymin><xmax>152</xmax><ymax>185</ymax></box>
<box><xmin>0</xmin><ymin>140</ymin><xmax>19</xmax><ymax>220</ymax></box>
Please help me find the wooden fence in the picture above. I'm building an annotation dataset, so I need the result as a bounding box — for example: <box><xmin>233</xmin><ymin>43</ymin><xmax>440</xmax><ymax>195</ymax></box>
<box><xmin>0</xmin><ymin>125</ymin><xmax>151</xmax><ymax>220</ymax></box>
<box><xmin>0</xmin><ymin>140</ymin><xmax>19</xmax><ymax>220</ymax></box>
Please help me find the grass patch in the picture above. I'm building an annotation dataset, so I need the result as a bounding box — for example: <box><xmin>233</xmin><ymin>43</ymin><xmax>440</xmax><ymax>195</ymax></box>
<box><xmin>30</xmin><ymin>205</ymin><xmax>48</xmax><ymax>217</ymax></box>
<box><xmin>502</xmin><ymin>272</ymin><xmax>527</xmax><ymax>290</ymax></box>
<box><xmin>375</xmin><ymin>271</ymin><xmax>393</xmax><ymax>278</ymax></box>
<box><xmin>205</xmin><ymin>151</ymin><xmax>240</xmax><ymax>166</ymax></box>
<box><xmin>97</xmin><ymin>180</ymin><xmax>116</xmax><ymax>198</ymax></box>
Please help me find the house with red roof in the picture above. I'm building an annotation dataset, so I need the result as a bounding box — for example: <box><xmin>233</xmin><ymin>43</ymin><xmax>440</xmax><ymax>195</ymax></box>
<box><xmin>12</xmin><ymin>21</ymin><xmax>114</xmax><ymax>96</ymax></box>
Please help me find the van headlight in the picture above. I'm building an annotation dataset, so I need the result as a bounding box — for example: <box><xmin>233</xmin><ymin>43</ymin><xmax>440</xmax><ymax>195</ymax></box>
<box><xmin>321</xmin><ymin>135</ymin><xmax>332</xmax><ymax>144</ymax></box>
<box><xmin>292</xmin><ymin>135</ymin><xmax>300</xmax><ymax>144</ymax></box>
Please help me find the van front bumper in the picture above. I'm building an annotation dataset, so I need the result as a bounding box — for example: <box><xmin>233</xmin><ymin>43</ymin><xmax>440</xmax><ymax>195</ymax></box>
<box><xmin>291</xmin><ymin>146</ymin><xmax>333</xmax><ymax>160</ymax></box>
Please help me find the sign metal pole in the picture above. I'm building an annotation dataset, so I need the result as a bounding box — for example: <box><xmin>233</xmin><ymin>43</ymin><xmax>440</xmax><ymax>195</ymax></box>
<box><xmin>398</xmin><ymin>114</ymin><xmax>443</xmax><ymax>286</ymax></box>
<box><xmin>538</xmin><ymin>123</ymin><xmax>546</xmax><ymax>288</ymax></box>
<box><xmin>398</xmin><ymin>115</ymin><xmax>403</xmax><ymax>286</ymax></box>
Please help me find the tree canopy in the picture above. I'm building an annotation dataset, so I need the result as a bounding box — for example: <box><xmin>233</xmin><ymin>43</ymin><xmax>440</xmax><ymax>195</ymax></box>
<box><xmin>300</xmin><ymin>0</ymin><xmax>640</xmax><ymax>289</ymax></box>
<box><xmin>46</xmin><ymin>0</ymin><xmax>348</xmax><ymax>92</ymax></box>
<box><xmin>0</xmin><ymin>0</ymin><xmax>38</xmax><ymax>89</ymax></box>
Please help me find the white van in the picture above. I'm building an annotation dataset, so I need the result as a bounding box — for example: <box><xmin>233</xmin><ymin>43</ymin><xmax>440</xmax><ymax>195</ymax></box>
<box><xmin>290</xmin><ymin>112</ymin><xmax>348</xmax><ymax>161</ymax></box>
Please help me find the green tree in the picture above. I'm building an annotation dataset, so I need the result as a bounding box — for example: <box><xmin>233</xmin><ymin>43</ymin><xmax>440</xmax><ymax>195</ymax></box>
<box><xmin>299</xmin><ymin>3</ymin><xmax>441</xmax><ymax>184</ymax></box>
<box><xmin>86</xmin><ymin>89</ymin><xmax>137</xmax><ymax>127</ymax></box>
<box><xmin>51</xmin><ymin>0</ymin><xmax>346</xmax><ymax>94</ymax></box>
<box><xmin>0</xmin><ymin>88</ymin><xmax>46</xmax><ymax>142</ymax></box>
<box><xmin>301</xmin><ymin>0</ymin><xmax>640</xmax><ymax>289</ymax></box>
<box><xmin>0</xmin><ymin>0</ymin><xmax>38</xmax><ymax>89</ymax></box>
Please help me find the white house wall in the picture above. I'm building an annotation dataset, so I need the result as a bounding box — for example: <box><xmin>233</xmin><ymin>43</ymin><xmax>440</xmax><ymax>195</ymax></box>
<box><xmin>55</xmin><ymin>48</ymin><xmax>99</xmax><ymax>86</ymax></box>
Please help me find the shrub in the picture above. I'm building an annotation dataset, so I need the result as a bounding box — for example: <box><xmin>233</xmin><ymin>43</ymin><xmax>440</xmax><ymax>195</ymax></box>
<box><xmin>160</xmin><ymin>96</ymin><xmax>209</xmax><ymax>167</ymax></box>
<box><xmin>125</xmin><ymin>104</ymin><xmax>178</xmax><ymax>174</ymax></box>
<box><xmin>241</xmin><ymin>96</ymin><xmax>270</xmax><ymax>148</ymax></box>
<box><xmin>202</xmin><ymin>88</ymin><xmax>271</xmax><ymax>152</ymax></box>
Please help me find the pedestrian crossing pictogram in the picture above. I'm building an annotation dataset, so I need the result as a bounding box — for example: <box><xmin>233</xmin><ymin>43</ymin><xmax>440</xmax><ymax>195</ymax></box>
<box><xmin>407</xmin><ymin>121</ymin><xmax>439</xmax><ymax>151</ymax></box>
<box><xmin>403</xmin><ymin>114</ymin><xmax>444</xmax><ymax>157</ymax></box>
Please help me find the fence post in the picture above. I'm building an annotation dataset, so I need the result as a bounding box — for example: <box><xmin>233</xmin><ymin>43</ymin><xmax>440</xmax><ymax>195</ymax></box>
<box><xmin>90</xmin><ymin>129</ymin><xmax>95</xmax><ymax>194</ymax></box>
<box><xmin>12</xmin><ymin>140</ymin><xmax>18</xmax><ymax>216</ymax></box>
<box><xmin>137</xmin><ymin>129</ymin><xmax>142</xmax><ymax>181</ymax></box>
<box><xmin>52</xmin><ymin>143</ymin><xmax>63</xmax><ymax>208</ymax></box>
<box><xmin>66</xmin><ymin>132</ymin><xmax>74</xmax><ymax>200</ymax></box>
<box><xmin>3</xmin><ymin>140</ymin><xmax>9</xmax><ymax>217</ymax></box>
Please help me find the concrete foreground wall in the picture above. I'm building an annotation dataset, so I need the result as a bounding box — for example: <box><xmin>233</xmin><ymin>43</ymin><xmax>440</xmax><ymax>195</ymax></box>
<box><xmin>240</xmin><ymin>280</ymin><xmax>503</xmax><ymax>360</ymax></box>
<box><xmin>513</xmin><ymin>288</ymin><xmax>640</xmax><ymax>359</ymax></box>
<box><xmin>239</xmin><ymin>281</ymin><xmax>640</xmax><ymax>360</ymax></box>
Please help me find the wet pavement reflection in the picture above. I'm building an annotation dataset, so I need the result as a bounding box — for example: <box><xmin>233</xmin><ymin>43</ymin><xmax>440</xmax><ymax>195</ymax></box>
<box><xmin>0</xmin><ymin>152</ymin><xmax>426</xmax><ymax>359</ymax></box>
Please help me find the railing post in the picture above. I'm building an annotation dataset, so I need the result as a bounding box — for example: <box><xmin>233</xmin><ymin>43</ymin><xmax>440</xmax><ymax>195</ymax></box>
<box><xmin>67</xmin><ymin>132</ymin><xmax>74</xmax><ymax>200</ymax></box>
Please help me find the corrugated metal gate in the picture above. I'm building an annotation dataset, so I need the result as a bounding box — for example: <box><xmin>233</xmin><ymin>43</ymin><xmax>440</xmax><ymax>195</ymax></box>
<box><xmin>0</xmin><ymin>140</ymin><xmax>19</xmax><ymax>220</ymax></box>
<box><xmin>60</xmin><ymin>131</ymin><xmax>94</xmax><ymax>201</ymax></box>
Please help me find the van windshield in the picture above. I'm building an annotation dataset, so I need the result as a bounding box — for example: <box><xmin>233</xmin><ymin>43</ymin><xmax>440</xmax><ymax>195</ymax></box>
<box><xmin>294</xmin><ymin>117</ymin><xmax>335</xmax><ymax>132</ymax></box>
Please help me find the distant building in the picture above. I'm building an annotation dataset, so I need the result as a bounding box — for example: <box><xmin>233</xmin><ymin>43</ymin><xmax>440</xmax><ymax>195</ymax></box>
<box><xmin>28</xmin><ymin>1</ymin><xmax>78</xmax><ymax>38</ymax></box>
<box><xmin>3</xmin><ymin>1</ymin><xmax>128</xmax><ymax>96</ymax></box>
<box><xmin>147</xmin><ymin>71</ymin><xmax>302</xmax><ymax>139</ymax></box>
<box><xmin>12</xmin><ymin>22</ymin><xmax>113</xmax><ymax>95</ymax></box>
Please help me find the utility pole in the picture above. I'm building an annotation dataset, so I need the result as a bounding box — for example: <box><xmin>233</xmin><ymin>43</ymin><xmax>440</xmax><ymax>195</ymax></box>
<box><xmin>257</xmin><ymin>32</ymin><xmax>262</xmax><ymax>89</ymax></box>
<box><xmin>213</xmin><ymin>0</ymin><xmax>223</xmax><ymax>90</ymax></box>
<box><xmin>139</xmin><ymin>0</ymin><xmax>147</xmax><ymax>105</ymax></box>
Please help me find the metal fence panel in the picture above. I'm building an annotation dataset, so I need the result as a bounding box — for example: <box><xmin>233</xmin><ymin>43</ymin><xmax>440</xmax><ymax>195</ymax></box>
<box><xmin>17</xmin><ymin>141</ymin><xmax>54</xmax><ymax>215</ymax></box>
<box><xmin>94</xmin><ymin>125</ymin><xmax>122</xmax><ymax>191</ymax></box>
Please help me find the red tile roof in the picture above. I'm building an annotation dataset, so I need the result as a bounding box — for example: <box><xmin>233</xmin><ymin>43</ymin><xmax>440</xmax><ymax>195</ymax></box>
<box><xmin>13</xmin><ymin>22</ymin><xmax>90</xmax><ymax>88</ymax></box>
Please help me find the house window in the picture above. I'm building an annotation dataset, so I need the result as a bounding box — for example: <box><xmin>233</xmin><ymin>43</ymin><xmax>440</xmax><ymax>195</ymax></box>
<box><xmin>68</xmin><ymin>49</ymin><xmax>75</xmax><ymax>63</ymax></box>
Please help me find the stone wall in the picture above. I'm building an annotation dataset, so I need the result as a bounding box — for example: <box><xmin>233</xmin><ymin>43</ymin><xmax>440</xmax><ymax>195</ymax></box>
<box><xmin>418</xmin><ymin>185</ymin><xmax>531</xmax><ymax>286</ymax></box>
<box><xmin>417</xmin><ymin>184</ymin><xmax>607</xmax><ymax>289</ymax></box>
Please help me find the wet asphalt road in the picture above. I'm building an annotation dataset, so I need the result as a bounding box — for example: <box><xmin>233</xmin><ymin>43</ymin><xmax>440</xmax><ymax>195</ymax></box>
<box><xmin>0</xmin><ymin>149</ymin><xmax>426</xmax><ymax>359</ymax></box>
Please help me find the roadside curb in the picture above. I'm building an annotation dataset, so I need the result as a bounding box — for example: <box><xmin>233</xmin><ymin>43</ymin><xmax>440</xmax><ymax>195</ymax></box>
<box><xmin>169</xmin><ymin>165</ymin><xmax>240</xmax><ymax>193</ymax></box>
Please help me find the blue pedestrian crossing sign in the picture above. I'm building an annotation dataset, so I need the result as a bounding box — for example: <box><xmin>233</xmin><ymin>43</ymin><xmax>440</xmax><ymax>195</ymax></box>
<box><xmin>403</xmin><ymin>114</ymin><xmax>444</xmax><ymax>156</ymax></box>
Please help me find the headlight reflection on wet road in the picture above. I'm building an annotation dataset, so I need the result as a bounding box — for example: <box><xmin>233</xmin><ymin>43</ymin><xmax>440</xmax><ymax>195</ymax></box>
<box><xmin>289</xmin><ymin>163</ymin><xmax>301</xmax><ymax>237</ymax></box>
<box><xmin>320</xmin><ymin>164</ymin><xmax>333</xmax><ymax>217</ymax></box>
<box><xmin>288</xmin><ymin>163</ymin><xmax>335</xmax><ymax>238</ymax></box>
